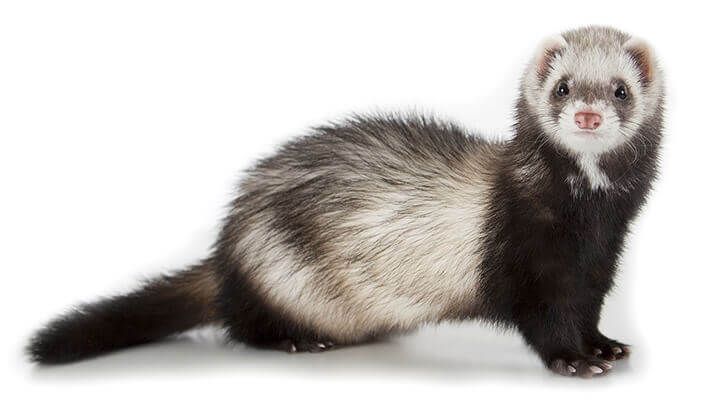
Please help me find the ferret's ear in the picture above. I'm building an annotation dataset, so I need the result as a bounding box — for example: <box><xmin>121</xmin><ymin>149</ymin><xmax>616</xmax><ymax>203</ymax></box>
<box><xmin>533</xmin><ymin>35</ymin><xmax>567</xmax><ymax>80</ymax></box>
<box><xmin>624</xmin><ymin>37</ymin><xmax>656</xmax><ymax>85</ymax></box>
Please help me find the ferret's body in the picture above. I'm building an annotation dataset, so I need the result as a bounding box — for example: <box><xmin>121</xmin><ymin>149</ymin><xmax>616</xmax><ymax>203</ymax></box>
<box><xmin>28</xmin><ymin>26</ymin><xmax>664</xmax><ymax>377</ymax></box>
<box><xmin>219</xmin><ymin>117</ymin><xmax>494</xmax><ymax>345</ymax></box>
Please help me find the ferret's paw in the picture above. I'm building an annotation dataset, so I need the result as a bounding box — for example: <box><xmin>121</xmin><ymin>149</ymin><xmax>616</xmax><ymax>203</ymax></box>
<box><xmin>588</xmin><ymin>340</ymin><xmax>631</xmax><ymax>361</ymax></box>
<box><xmin>549</xmin><ymin>355</ymin><xmax>613</xmax><ymax>378</ymax></box>
<box><xmin>280</xmin><ymin>340</ymin><xmax>335</xmax><ymax>353</ymax></box>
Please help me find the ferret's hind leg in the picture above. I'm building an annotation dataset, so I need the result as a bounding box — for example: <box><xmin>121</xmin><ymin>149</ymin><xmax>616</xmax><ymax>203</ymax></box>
<box><xmin>216</xmin><ymin>263</ymin><xmax>339</xmax><ymax>354</ymax></box>
<box><xmin>270</xmin><ymin>339</ymin><xmax>336</xmax><ymax>353</ymax></box>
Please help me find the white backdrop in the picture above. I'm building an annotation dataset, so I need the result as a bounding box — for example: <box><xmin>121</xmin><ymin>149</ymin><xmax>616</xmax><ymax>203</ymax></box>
<box><xmin>1</xmin><ymin>1</ymin><xmax>717</xmax><ymax>408</ymax></box>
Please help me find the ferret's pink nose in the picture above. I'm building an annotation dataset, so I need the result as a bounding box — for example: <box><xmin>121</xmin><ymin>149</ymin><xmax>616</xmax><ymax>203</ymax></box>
<box><xmin>574</xmin><ymin>112</ymin><xmax>602</xmax><ymax>130</ymax></box>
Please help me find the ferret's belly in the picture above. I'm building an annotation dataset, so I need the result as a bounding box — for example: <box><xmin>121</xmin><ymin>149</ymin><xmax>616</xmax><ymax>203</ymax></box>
<box><xmin>236</xmin><ymin>195</ymin><xmax>483</xmax><ymax>342</ymax></box>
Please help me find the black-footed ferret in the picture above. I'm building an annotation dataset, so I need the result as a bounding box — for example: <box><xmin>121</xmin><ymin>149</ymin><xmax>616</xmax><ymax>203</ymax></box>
<box><xmin>27</xmin><ymin>26</ymin><xmax>664</xmax><ymax>378</ymax></box>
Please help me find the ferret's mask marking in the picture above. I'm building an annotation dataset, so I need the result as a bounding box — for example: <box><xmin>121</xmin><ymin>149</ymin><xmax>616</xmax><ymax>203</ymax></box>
<box><xmin>523</xmin><ymin>29</ymin><xmax>659</xmax><ymax>159</ymax></box>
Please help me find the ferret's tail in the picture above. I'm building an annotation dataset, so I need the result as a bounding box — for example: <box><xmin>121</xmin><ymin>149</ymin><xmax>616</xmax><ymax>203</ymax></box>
<box><xmin>27</xmin><ymin>259</ymin><xmax>219</xmax><ymax>364</ymax></box>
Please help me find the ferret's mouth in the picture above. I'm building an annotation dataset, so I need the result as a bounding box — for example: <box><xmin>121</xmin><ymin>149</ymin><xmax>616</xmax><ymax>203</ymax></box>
<box><xmin>573</xmin><ymin>130</ymin><xmax>600</xmax><ymax>137</ymax></box>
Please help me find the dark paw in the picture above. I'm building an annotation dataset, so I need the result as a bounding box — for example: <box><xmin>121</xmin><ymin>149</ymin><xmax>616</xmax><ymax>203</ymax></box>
<box><xmin>278</xmin><ymin>340</ymin><xmax>335</xmax><ymax>353</ymax></box>
<box><xmin>587</xmin><ymin>338</ymin><xmax>631</xmax><ymax>361</ymax></box>
<box><xmin>549</xmin><ymin>354</ymin><xmax>614</xmax><ymax>378</ymax></box>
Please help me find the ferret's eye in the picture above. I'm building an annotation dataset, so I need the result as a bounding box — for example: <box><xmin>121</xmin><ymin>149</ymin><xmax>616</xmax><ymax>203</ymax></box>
<box><xmin>615</xmin><ymin>85</ymin><xmax>628</xmax><ymax>100</ymax></box>
<box><xmin>556</xmin><ymin>82</ymin><xmax>569</xmax><ymax>97</ymax></box>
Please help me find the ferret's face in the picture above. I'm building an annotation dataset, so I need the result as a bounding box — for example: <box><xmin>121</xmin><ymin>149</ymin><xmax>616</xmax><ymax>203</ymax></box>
<box><xmin>522</xmin><ymin>28</ymin><xmax>662</xmax><ymax>156</ymax></box>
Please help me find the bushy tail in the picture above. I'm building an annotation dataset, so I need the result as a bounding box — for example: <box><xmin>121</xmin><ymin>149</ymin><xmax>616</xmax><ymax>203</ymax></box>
<box><xmin>27</xmin><ymin>259</ymin><xmax>218</xmax><ymax>364</ymax></box>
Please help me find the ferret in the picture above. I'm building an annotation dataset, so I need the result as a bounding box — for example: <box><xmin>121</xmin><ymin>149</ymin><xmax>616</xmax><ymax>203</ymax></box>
<box><xmin>27</xmin><ymin>26</ymin><xmax>664</xmax><ymax>378</ymax></box>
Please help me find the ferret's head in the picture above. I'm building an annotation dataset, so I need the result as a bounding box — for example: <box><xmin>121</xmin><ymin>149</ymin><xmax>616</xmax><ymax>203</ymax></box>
<box><xmin>521</xmin><ymin>26</ymin><xmax>663</xmax><ymax>156</ymax></box>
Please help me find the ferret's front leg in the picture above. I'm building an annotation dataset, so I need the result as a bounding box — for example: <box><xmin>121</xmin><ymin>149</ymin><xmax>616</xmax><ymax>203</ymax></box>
<box><xmin>572</xmin><ymin>297</ymin><xmax>633</xmax><ymax>361</ymax></box>
<box><xmin>516</xmin><ymin>304</ymin><xmax>614</xmax><ymax>378</ymax></box>
<box><xmin>583</xmin><ymin>330</ymin><xmax>632</xmax><ymax>361</ymax></box>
